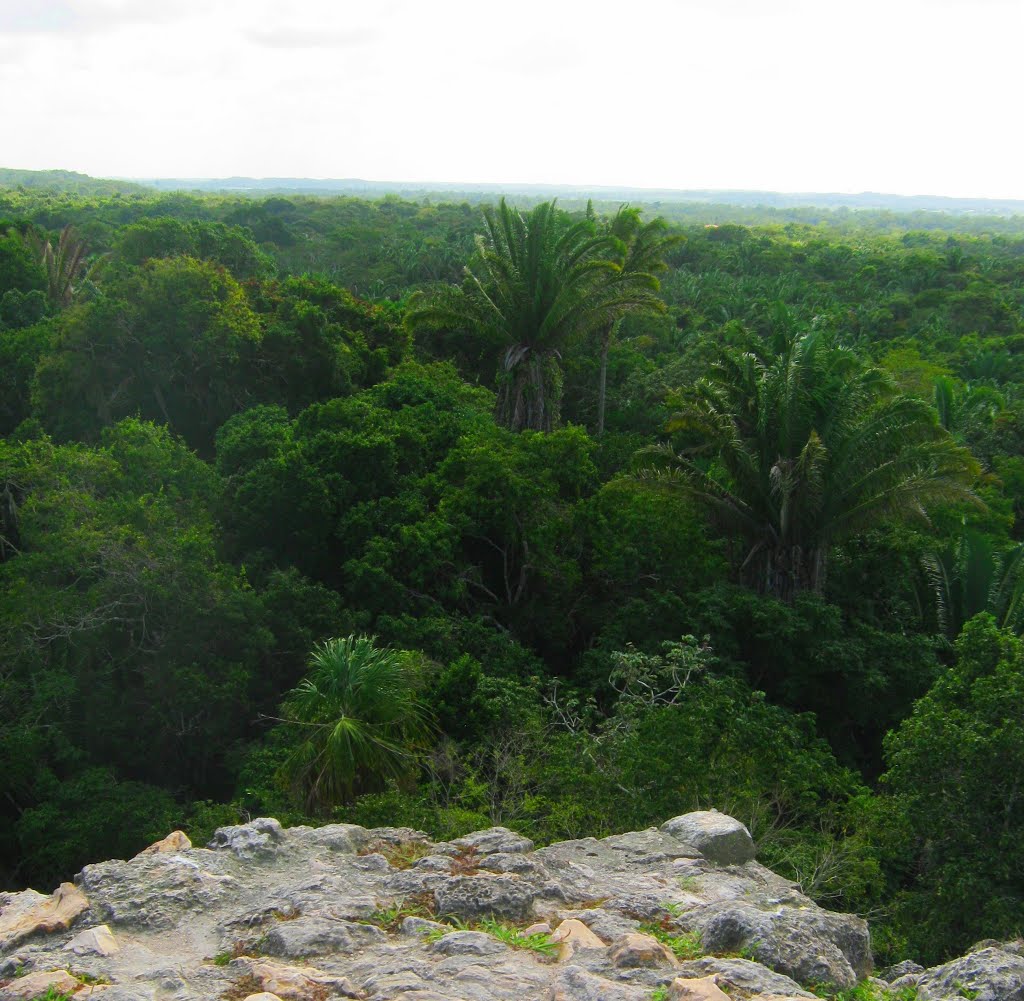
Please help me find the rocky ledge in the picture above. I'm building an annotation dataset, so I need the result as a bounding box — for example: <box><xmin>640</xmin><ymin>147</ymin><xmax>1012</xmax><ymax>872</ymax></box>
<box><xmin>0</xmin><ymin>810</ymin><xmax>1021</xmax><ymax>1001</ymax></box>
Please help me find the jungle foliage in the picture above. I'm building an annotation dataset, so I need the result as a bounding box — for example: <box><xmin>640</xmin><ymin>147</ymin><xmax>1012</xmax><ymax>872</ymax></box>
<box><xmin>2</xmin><ymin>179</ymin><xmax>1024</xmax><ymax>967</ymax></box>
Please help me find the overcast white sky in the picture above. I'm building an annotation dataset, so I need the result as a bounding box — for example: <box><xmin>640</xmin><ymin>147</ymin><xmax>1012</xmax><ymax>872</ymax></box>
<box><xmin>2</xmin><ymin>0</ymin><xmax>1022</xmax><ymax>198</ymax></box>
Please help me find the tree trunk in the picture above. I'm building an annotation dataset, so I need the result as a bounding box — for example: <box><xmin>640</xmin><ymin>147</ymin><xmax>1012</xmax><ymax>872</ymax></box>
<box><xmin>497</xmin><ymin>349</ymin><xmax>561</xmax><ymax>432</ymax></box>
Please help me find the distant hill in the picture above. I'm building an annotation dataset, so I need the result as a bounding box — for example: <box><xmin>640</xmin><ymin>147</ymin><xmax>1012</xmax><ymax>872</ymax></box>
<box><xmin>134</xmin><ymin>175</ymin><xmax>1024</xmax><ymax>217</ymax></box>
<box><xmin>0</xmin><ymin>168</ymin><xmax>149</xmax><ymax>196</ymax></box>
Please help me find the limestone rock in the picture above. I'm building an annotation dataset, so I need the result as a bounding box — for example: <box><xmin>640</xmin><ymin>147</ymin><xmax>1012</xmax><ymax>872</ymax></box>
<box><xmin>667</xmin><ymin>975</ymin><xmax>731</xmax><ymax>1001</ymax></box>
<box><xmin>433</xmin><ymin>874</ymin><xmax>536</xmax><ymax>922</ymax></box>
<box><xmin>136</xmin><ymin>830</ymin><xmax>192</xmax><ymax>856</ymax></box>
<box><xmin>661</xmin><ymin>811</ymin><xmax>756</xmax><ymax>866</ymax></box>
<box><xmin>64</xmin><ymin>923</ymin><xmax>120</xmax><ymax>956</ymax></box>
<box><xmin>0</xmin><ymin>970</ymin><xmax>81</xmax><ymax>1000</ymax></box>
<box><xmin>608</xmin><ymin>931</ymin><xmax>678</xmax><ymax>968</ymax></box>
<box><xmin>0</xmin><ymin>883</ymin><xmax>89</xmax><ymax>949</ymax></box>
<box><xmin>914</xmin><ymin>945</ymin><xmax>1024</xmax><ymax>1001</ymax></box>
<box><xmin>677</xmin><ymin>957</ymin><xmax>816</xmax><ymax>998</ymax></box>
<box><xmin>243</xmin><ymin>995</ymin><xmax>285</xmax><ymax>1001</ymax></box>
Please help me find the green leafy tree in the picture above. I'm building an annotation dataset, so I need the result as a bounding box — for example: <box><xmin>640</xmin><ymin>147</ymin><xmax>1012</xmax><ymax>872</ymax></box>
<box><xmin>876</xmin><ymin>614</ymin><xmax>1024</xmax><ymax>962</ymax></box>
<box><xmin>280</xmin><ymin>635</ymin><xmax>434</xmax><ymax>813</ymax></box>
<box><xmin>406</xmin><ymin>199</ymin><xmax>662</xmax><ymax>431</ymax></box>
<box><xmin>645</xmin><ymin>325</ymin><xmax>980</xmax><ymax>600</ymax></box>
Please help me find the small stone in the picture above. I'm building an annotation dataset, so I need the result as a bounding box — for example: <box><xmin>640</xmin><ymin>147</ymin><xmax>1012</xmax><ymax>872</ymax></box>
<box><xmin>65</xmin><ymin>923</ymin><xmax>120</xmax><ymax>956</ymax></box>
<box><xmin>668</xmin><ymin>975</ymin><xmax>731</xmax><ymax>1001</ymax></box>
<box><xmin>242</xmin><ymin>995</ymin><xmax>285</xmax><ymax>1001</ymax></box>
<box><xmin>523</xmin><ymin>921</ymin><xmax>553</xmax><ymax>936</ymax></box>
<box><xmin>0</xmin><ymin>970</ymin><xmax>81</xmax><ymax>1000</ymax></box>
<box><xmin>249</xmin><ymin>960</ymin><xmax>357</xmax><ymax>1000</ymax></box>
<box><xmin>551</xmin><ymin>918</ymin><xmax>606</xmax><ymax>961</ymax></box>
<box><xmin>208</xmin><ymin>818</ymin><xmax>284</xmax><ymax>858</ymax></box>
<box><xmin>661</xmin><ymin>811</ymin><xmax>756</xmax><ymax>866</ymax></box>
<box><xmin>609</xmin><ymin>932</ymin><xmax>679</xmax><ymax>968</ymax></box>
<box><xmin>136</xmin><ymin>830</ymin><xmax>192</xmax><ymax>855</ymax></box>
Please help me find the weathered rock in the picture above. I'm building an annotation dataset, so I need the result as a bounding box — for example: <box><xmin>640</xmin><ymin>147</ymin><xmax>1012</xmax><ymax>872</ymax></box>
<box><xmin>260</xmin><ymin>914</ymin><xmax>385</xmax><ymax>958</ymax></box>
<box><xmin>667</xmin><ymin>976</ymin><xmax>731</xmax><ymax>1001</ymax></box>
<box><xmin>243</xmin><ymin>995</ymin><xmax>285</xmax><ymax>1001</ymax></box>
<box><xmin>661</xmin><ymin>811</ymin><xmax>756</xmax><ymax>866</ymax></box>
<box><xmin>452</xmin><ymin>827</ymin><xmax>535</xmax><ymax>855</ymax></box>
<box><xmin>136</xmin><ymin>830</ymin><xmax>192</xmax><ymax>856</ymax></box>
<box><xmin>208</xmin><ymin>818</ymin><xmax>284</xmax><ymax>858</ymax></box>
<box><xmin>0</xmin><ymin>883</ymin><xmax>89</xmax><ymax>949</ymax></box>
<box><xmin>64</xmin><ymin>923</ymin><xmax>120</xmax><ymax>956</ymax></box>
<box><xmin>0</xmin><ymin>970</ymin><xmax>81</xmax><ymax>1000</ymax></box>
<box><xmin>608</xmin><ymin>932</ymin><xmax>678</xmax><ymax>968</ymax></box>
<box><xmin>548</xmin><ymin>964</ymin><xmax>648</xmax><ymax>1001</ymax></box>
<box><xmin>686</xmin><ymin>896</ymin><xmax>871</xmax><ymax>990</ymax></box>
<box><xmin>677</xmin><ymin>957</ymin><xmax>816</xmax><ymax>998</ymax></box>
<box><xmin>77</xmin><ymin>853</ymin><xmax>236</xmax><ymax>928</ymax></box>
<box><xmin>915</xmin><ymin>945</ymin><xmax>1024</xmax><ymax>1001</ymax></box>
<box><xmin>433</xmin><ymin>874</ymin><xmax>536</xmax><ymax>922</ymax></box>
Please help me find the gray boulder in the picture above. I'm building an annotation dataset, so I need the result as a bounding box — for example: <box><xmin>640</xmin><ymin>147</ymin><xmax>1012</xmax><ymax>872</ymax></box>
<box><xmin>686</xmin><ymin>897</ymin><xmax>871</xmax><ymax>990</ymax></box>
<box><xmin>426</xmin><ymin>930</ymin><xmax>508</xmax><ymax>956</ymax></box>
<box><xmin>915</xmin><ymin>945</ymin><xmax>1024</xmax><ymax>1001</ymax></box>
<box><xmin>208</xmin><ymin>818</ymin><xmax>284</xmax><ymax>858</ymax></box>
<box><xmin>452</xmin><ymin>827</ymin><xmax>535</xmax><ymax>855</ymax></box>
<box><xmin>661</xmin><ymin>811</ymin><xmax>756</xmax><ymax>866</ymax></box>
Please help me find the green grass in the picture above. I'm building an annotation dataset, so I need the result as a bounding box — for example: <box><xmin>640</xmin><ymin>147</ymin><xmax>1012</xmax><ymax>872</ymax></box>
<box><xmin>814</xmin><ymin>981</ymin><xmax>920</xmax><ymax>1001</ymax></box>
<box><xmin>479</xmin><ymin>918</ymin><xmax>557</xmax><ymax>956</ymax></box>
<box><xmin>649</xmin><ymin>989</ymin><xmax>670</xmax><ymax>1001</ymax></box>
<box><xmin>639</xmin><ymin>922</ymin><xmax>705</xmax><ymax>961</ymax></box>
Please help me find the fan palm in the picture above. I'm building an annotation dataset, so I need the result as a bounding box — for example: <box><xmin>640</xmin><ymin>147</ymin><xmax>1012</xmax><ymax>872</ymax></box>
<box><xmin>406</xmin><ymin>199</ymin><xmax>663</xmax><ymax>431</ymax></box>
<box><xmin>643</xmin><ymin>324</ymin><xmax>981</xmax><ymax>601</ymax></box>
<box><xmin>280</xmin><ymin>635</ymin><xmax>433</xmax><ymax>813</ymax></box>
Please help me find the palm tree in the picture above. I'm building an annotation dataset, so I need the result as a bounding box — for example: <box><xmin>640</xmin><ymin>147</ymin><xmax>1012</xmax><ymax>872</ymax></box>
<box><xmin>643</xmin><ymin>324</ymin><xmax>980</xmax><ymax>602</ymax></box>
<box><xmin>280</xmin><ymin>635</ymin><xmax>433</xmax><ymax>813</ymax></box>
<box><xmin>25</xmin><ymin>224</ymin><xmax>106</xmax><ymax>308</ymax></box>
<box><xmin>594</xmin><ymin>206</ymin><xmax>679</xmax><ymax>434</ymax></box>
<box><xmin>406</xmin><ymin>199</ymin><xmax>663</xmax><ymax>432</ymax></box>
<box><xmin>922</xmin><ymin>529</ymin><xmax>1024</xmax><ymax>639</ymax></box>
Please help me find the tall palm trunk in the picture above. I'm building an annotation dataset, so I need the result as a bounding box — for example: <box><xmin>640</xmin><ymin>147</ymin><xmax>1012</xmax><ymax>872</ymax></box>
<box><xmin>596</xmin><ymin>319</ymin><xmax>620</xmax><ymax>435</ymax></box>
<box><xmin>497</xmin><ymin>348</ymin><xmax>561</xmax><ymax>432</ymax></box>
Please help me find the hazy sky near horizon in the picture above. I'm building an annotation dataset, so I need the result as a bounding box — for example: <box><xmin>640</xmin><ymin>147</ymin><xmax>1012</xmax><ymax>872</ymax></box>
<box><xmin>2</xmin><ymin>0</ymin><xmax>1022</xmax><ymax>199</ymax></box>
